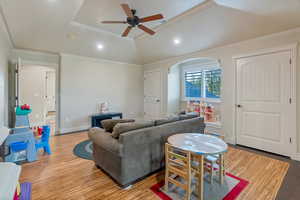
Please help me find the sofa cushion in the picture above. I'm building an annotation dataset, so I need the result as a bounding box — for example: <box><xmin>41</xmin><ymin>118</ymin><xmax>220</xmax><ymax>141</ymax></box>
<box><xmin>112</xmin><ymin>121</ymin><xmax>154</xmax><ymax>139</ymax></box>
<box><xmin>179</xmin><ymin>113</ymin><xmax>198</xmax><ymax>120</ymax></box>
<box><xmin>101</xmin><ymin>119</ymin><xmax>135</xmax><ymax>133</ymax></box>
<box><xmin>88</xmin><ymin>127</ymin><xmax>121</xmax><ymax>155</ymax></box>
<box><xmin>154</xmin><ymin>116</ymin><xmax>180</xmax><ymax>126</ymax></box>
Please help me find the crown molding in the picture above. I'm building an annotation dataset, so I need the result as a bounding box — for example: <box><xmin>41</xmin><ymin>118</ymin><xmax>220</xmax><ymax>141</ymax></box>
<box><xmin>0</xmin><ymin>2</ymin><xmax>14</xmax><ymax>48</ymax></box>
<box><xmin>60</xmin><ymin>53</ymin><xmax>142</xmax><ymax>67</ymax></box>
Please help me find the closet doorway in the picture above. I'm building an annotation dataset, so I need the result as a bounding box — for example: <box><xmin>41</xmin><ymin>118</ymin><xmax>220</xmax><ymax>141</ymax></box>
<box><xmin>235</xmin><ymin>46</ymin><xmax>296</xmax><ymax>157</ymax></box>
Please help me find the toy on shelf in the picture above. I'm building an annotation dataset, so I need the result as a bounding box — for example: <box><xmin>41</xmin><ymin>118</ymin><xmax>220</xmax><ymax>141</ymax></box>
<box><xmin>16</xmin><ymin>105</ymin><xmax>32</xmax><ymax>116</ymax></box>
<box><xmin>205</xmin><ymin>105</ymin><xmax>214</xmax><ymax>122</ymax></box>
<box><xmin>186</xmin><ymin>100</ymin><xmax>200</xmax><ymax>114</ymax></box>
<box><xmin>186</xmin><ymin>101</ymin><xmax>219</xmax><ymax>122</ymax></box>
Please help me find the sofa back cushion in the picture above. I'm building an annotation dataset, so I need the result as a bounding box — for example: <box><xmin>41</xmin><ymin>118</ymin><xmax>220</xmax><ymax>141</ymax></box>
<box><xmin>112</xmin><ymin>121</ymin><xmax>154</xmax><ymax>139</ymax></box>
<box><xmin>101</xmin><ymin>119</ymin><xmax>135</xmax><ymax>133</ymax></box>
<box><xmin>154</xmin><ymin>116</ymin><xmax>180</xmax><ymax>126</ymax></box>
<box><xmin>179</xmin><ymin>113</ymin><xmax>199</xmax><ymax>120</ymax></box>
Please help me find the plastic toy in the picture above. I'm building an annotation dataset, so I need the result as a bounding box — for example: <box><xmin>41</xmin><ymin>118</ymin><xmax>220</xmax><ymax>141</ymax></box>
<box><xmin>9</xmin><ymin>141</ymin><xmax>28</xmax><ymax>162</ymax></box>
<box><xmin>35</xmin><ymin>125</ymin><xmax>51</xmax><ymax>155</ymax></box>
<box><xmin>15</xmin><ymin>106</ymin><xmax>32</xmax><ymax>116</ymax></box>
<box><xmin>20</xmin><ymin>104</ymin><xmax>30</xmax><ymax>110</ymax></box>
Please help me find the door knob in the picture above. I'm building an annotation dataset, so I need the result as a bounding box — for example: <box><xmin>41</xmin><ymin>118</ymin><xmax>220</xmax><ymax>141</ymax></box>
<box><xmin>236</xmin><ymin>104</ymin><xmax>242</xmax><ymax>108</ymax></box>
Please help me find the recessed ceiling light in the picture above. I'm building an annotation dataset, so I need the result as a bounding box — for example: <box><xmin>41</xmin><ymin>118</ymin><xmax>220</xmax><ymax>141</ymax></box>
<box><xmin>97</xmin><ymin>44</ymin><xmax>104</xmax><ymax>50</ymax></box>
<box><xmin>173</xmin><ymin>38</ymin><xmax>181</xmax><ymax>45</ymax></box>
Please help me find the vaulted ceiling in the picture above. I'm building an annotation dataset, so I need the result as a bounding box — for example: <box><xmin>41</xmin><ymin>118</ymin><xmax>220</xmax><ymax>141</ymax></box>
<box><xmin>1</xmin><ymin>0</ymin><xmax>300</xmax><ymax>64</ymax></box>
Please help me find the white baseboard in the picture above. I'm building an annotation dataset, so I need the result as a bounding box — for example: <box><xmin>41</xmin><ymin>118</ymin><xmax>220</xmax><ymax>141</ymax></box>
<box><xmin>291</xmin><ymin>153</ymin><xmax>300</xmax><ymax>161</ymax></box>
<box><xmin>59</xmin><ymin>125</ymin><xmax>90</xmax><ymax>134</ymax></box>
<box><xmin>225</xmin><ymin>137</ymin><xmax>236</xmax><ymax>145</ymax></box>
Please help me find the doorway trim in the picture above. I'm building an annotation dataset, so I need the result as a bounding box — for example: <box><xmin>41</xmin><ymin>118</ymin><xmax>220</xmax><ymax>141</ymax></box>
<box><xmin>232</xmin><ymin>43</ymin><xmax>298</xmax><ymax>159</ymax></box>
<box><xmin>21</xmin><ymin>59</ymin><xmax>60</xmax><ymax>135</ymax></box>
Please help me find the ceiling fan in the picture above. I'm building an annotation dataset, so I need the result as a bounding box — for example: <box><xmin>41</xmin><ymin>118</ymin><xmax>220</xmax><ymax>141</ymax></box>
<box><xmin>102</xmin><ymin>4</ymin><xmax>164</xmax><ymax>37</ymax></box>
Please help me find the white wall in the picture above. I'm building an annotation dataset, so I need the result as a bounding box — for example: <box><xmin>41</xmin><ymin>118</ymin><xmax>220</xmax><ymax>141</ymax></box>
<box><xmin>144</xmin><ymin>27</ymin><xmax>300</xmax><ymax>156</ymax></box>
<box><xmin>0</xmin><ymin>14</ymin><xmax>12</xmax><ymax>127</ymax></box>
<box><xmin>60</xmin><ymin>54</ymin><xmax>144</xmax><ymax>133</ymax></box>
<box><xmin>167</xmin><ymin>64</ymin><xmax>180</xmax><ymax>114</ymax></box>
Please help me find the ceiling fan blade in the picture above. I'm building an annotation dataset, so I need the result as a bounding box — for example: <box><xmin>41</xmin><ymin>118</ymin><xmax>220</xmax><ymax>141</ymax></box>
<box><xmin>138</xmin><ymin>25</ymin><xmax>155</xmax><ymax>35</ymax></box>
<box><xmin>102</xmin><ymin>21</ymin><xmax>127</xmax><ymax>24</ymax></box>
<box><xmin>139</xmin><ymin>14</ymin><xmax>164</xmax><ymax>23</ymax></box>
<box><xmin>122</xmin><ymin>26</ymin><xmax>132</xmax><ymax>37</ymax></box>
<box><xmin>121</xmin><ymin>4</ymin><xmax>134</xmax><ymax>18</ymax></box>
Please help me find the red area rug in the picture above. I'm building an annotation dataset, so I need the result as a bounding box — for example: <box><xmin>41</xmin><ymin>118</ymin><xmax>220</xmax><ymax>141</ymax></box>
<box><xmin>150</xmin><ymin>173</ymin><xmax>248</xmax><ymax>200</ymax></box>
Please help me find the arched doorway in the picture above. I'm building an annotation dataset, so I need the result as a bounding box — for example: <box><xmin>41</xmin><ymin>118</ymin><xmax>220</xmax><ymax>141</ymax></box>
<box><xmin>167</xmin><ymin>57</ymin><xmax>222</xmax><ymax>123</ymax></box>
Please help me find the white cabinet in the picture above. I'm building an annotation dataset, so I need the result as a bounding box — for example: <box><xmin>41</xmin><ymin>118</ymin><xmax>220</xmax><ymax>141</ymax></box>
<box><xmin>205</xmin><ymin>121</ymin><xmax>222</xmax><ymax>135</ymax></box>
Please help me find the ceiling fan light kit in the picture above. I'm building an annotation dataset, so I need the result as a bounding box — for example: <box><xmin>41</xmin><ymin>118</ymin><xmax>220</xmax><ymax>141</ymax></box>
<box><xmin>102</xmin><ymin>4</ymin><xmax>164</xmax><ymax>37</ymax></box>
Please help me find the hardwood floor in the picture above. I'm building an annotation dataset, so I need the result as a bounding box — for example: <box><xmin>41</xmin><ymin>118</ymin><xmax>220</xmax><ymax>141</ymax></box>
<box><xmin>19</xmin><ymin>132</ymin><xmax>289</xmax><ymax>200</ymax></box>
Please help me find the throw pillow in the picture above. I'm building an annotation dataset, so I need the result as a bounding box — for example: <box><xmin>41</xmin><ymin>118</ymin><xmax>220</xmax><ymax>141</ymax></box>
<box><xmin>101</xmin><ymin>119</ymin><xmax>135</xmax><ymax>133</ymax></box>
<box><xmin>111</xmin><ymin>121</ymin><xmax>155</xmax><ymax>139</ymax></box>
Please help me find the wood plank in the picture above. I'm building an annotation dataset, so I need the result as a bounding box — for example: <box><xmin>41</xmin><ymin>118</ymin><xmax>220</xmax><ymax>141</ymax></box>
<box><xmin>168</xmin><ymin>158</ymin><xmax>186</xmax><ymax>167</ymax></box>
<box><xmin>168</xmin><ymin>177</ymin><xmax>187</xmax><ymax>190</ymax></box>
<box><xmin>168</xmin><ymin>151</ymin><xmax>187</xmax><ymax>161</ymax></box>
<box><xmin>19</xmin><ymin>132</ymin><xmax>289</xmax><ymax>200</ymax></box>
<box><xmin>168</xmin><ymin>165</ymin><xmax>187</xmax><ymax>178</ymax></box>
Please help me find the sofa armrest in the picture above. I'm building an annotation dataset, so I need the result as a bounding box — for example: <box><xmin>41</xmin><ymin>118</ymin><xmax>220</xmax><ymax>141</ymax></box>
<box><xmin>88</xmin><ymin>127</ymin><xmax>122</xmax><ymax>156</ymax></box>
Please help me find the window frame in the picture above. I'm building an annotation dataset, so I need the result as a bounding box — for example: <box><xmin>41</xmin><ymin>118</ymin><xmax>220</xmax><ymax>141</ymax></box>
<box><xmin>182</xmin><ymin>63</ymin><xmax>222</xmax><ymax>103</ymax></box>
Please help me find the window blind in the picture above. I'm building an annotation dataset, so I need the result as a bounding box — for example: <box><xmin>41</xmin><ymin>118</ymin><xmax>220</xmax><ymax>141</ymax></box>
<box><xmin>204</xmin><ymin>69</ymin><xmax>221</xmax><ymax>98</ymax></box>
<box><xmin>184</xmin><ymin>71</ymin><xmax>202</xmax><ymax>98</ymax></box>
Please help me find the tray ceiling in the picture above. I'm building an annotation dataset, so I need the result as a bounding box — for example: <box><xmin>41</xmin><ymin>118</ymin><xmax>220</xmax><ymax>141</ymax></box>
<box><xmin>1</xmin><ymin>0</ymin><xmax>300</xmax><ymax>64</ymax></box>
<box><xmin>74</xmin><ymin>0</ymin><xmax>207</xmax><ymax>38</ymax></box>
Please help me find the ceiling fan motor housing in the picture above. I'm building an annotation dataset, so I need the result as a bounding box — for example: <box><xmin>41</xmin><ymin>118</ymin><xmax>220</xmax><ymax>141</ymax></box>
<box><xmin>127</xmin><ymin>9</ymin><xmax>139</xmax><ymax>27</ymax></box>
<box><xmin>127</xmin><ymin>16</ymin><xmax>139</xmax><ymax>27</ymax></box>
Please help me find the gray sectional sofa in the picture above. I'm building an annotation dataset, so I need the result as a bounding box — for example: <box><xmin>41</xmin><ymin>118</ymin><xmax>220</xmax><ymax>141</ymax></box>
<box><xmin>88</xmin><ymin>116</ymin><xmax>205</xmax><ymax>187</ymax></box>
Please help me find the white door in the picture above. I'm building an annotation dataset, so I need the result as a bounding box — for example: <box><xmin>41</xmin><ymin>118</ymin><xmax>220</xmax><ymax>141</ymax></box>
<box><xmin>144</xmin><ymin>70</ymin><xmax>162</xmax><ymax>120</ymax></box>
<box><xmin>236</xmin><ymin>50</ymin><xmax>293</xmax><ymax>156</ymax></box>
<box><xmin>46</xmin><ymin>71</ymin><xmax>56</xmax><ymax>112</ymax></box>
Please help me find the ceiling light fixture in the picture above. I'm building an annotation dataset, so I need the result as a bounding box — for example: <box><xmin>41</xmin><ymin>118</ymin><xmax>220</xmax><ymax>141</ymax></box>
<box><xmin>173</xmin><ymin>38</ymin><xmax>181</xmax><ymax>45</ymax></box>
<box><xmin>97</xmin><ymin>44</ymin><xmax>104</xmax><ymax>50</ymax></box>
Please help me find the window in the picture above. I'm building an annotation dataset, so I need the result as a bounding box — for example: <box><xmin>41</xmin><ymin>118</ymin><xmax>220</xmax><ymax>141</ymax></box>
<box><xmin>204</xmin><ymin>69</ymin><xmax>221</xmax><ymax>98</ymax></box>
<box><xmin>183</xmin><ymin>67</ymin><xmax>221</xmax><ymax>100</ymax></box>
<box><xmin>184</xmin><ymin>71</ymin><xmax>202</xmax><ymax>98</ymax></box>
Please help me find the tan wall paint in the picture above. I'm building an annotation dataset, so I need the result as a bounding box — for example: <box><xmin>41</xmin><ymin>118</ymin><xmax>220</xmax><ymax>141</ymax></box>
<box><xmin>144</xmin><ymin>28</ymin><xmax>300</xmax><ymax>154</ymax></box>
<box><xmin>60</xmin><ymin>54</ymin><xmax>144</xmax><ymax>133</ymax></box>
